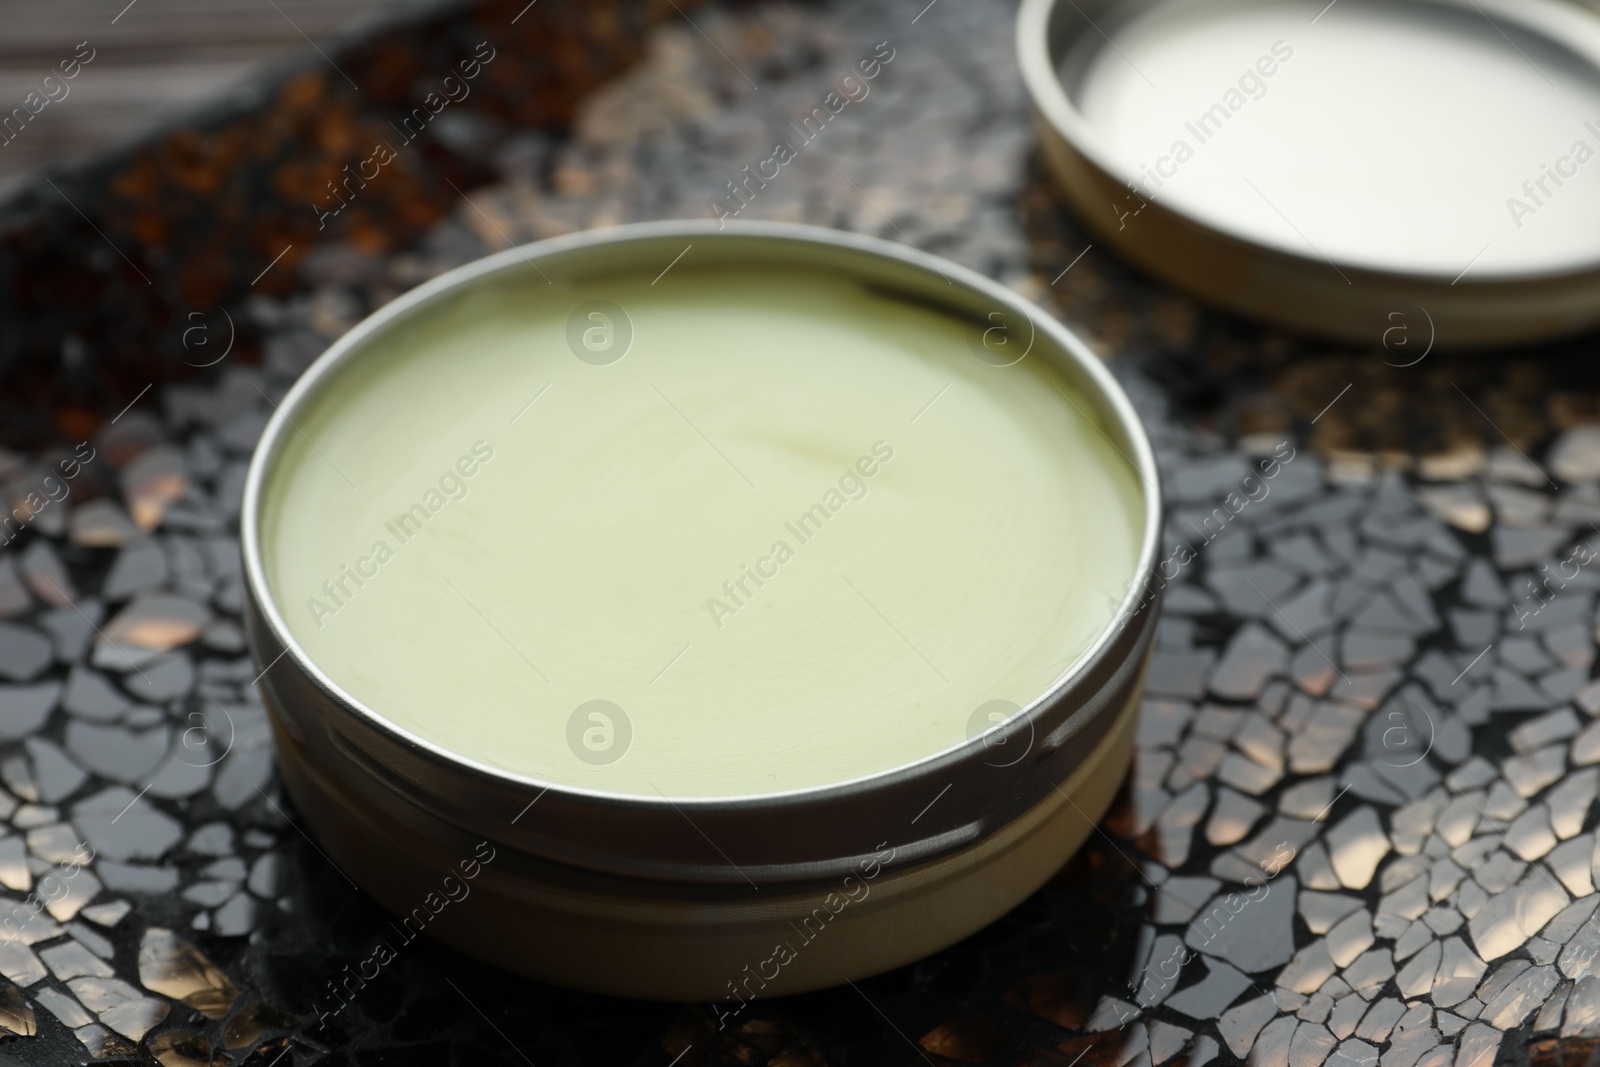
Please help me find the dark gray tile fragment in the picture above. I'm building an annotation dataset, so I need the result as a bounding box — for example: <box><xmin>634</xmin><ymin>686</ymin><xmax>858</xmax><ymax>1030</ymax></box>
<box><xmin>101</xmin><ymin>539</ymin><xmax>168</xmax><ymax>601</ymax></box>
<box><xmin>145</xmin><ymin>750</ymin><xmax>212</xmax><ymax>799</ymax></box>
<box><xmin>1324</xmin><ymin>671</ymin><xmax>1401</xmax><ymax>713</ymax></box>
<box><xmin>24</xmin><ymin>738</ymin><xmax>86</xmax><ymax>803</ymax></box>
<box><xmin>1494</xmin><ymin>525</ymin><xmax>1575</xmax><ymax>568</ymax></box>
<box><xmin>123</xmin><ymin>652</ymin><xmax>193</xmax><ymax>702</ymax></box>
<box><xmin>1342</xmin><ymin>764</ymin><xmax>1406</xmax><ymax>806</ymax></box>
<box><xmin>183</xmin><ymin>881</ymin><xmax>237</xmax><ymax>907</ymax></box>
<box><xmin>64</xmin><ymin>722</ymin><xmax>170</xmax><ymax>784</ymax></box>
<box><xmin>1271</xmin><ymin>534</ymin><xmax>1336</xmax><ymax>577</ymax></box>
<box><xmin>1209</xmin><ymin>624</ymin><xmax>1287</xmax><ymax>700</ymax></box>
<box><xmin>1146</xmin><ymin>651</ymin><xmax>1215</xmax><ymax>700</ymax></box>
<box><xmin>1341</xmin><ymin>630</ymin><xmax>1414</xmax><ymax>672</ymax></box>
<box><xmin>1316</xmin><ymin>526</ymin><xmax>1369</xmax><ymax>574</ymax></box>
<box><xmin>1544</xmin><ymin>624</ymin><xmax>1594</xmax><ymax>669</ymax></box>
<box><xmin>1540</xmin><ymin>665</ymin><xmax>1587</xmax><ymax>701</ymax></box>
<box><xmin>212</xmin><ymin>703</ymin><xmax>274</xmax><ymax>810</ymax></box>
<box><xmin>1351</xmin><ymin>546</ymin><xmax>1408</xmax><ymax>586</ymax></box>
<box><xmin>1165</xmin><ymin>956</ymin><xmax>1252</xmax><ymax>1018</ymax></box>
<box><xmin>95</xmin><ymin>862</ymin><xmax>179</xmax><ymax>894</ymax></box>
<box><xmin>1492</xmin><ymin>667</ymin><xmax>1553</xmax><ymax>713</ymax></box>
<box><xmin>187</xmin><ymin>823</ymin><xmax>234</xmax><ymax>856</ymax></box>
<box><xmin>1457</xmin><ymin>686</ymin><xmax>1492</xmax><ymax>726</ymax></box>
<box><xmin>1487</xmin><ymin>482</ymin><xmax>1551</xmax><ymax>526</ymax></box>
<box><xmin>212</xmin><ymin>892</ymin><xmax>256</xmax><ymax>936</ymax></box>
<box><xmin>1162</xmin><ymin>584</ymin><xmax>1219</xmax><ymax>614</ymax></box>
<box><xmin>1350</xmin><ymin>593</ymin><xmax>1429</xmax><ymax>636</ymax></box>
<box><xmin>73</xmin><ymin>786</ymin><xmax>182</xmax><ymax>861</ymax></box>
<box><xmin>1500</xmin><ymin>636</ymin><xmax>1554</xmax><ymax>674</ymax></box>
<box><xmin>200</xmin><ymin>620</ymin><xmax>246</xmax><ymax>653</ymax></box>
<box><xmin>1448</xmin><ymin>610</ymin><xmax>1497</xmax><ymax>647</ymax></box>
<box><xmin>1461</xmin><ymin>558</ymin><xmax>1508</xmax><ymax>607</ymax></box>
<box><xmin>1139</xmin><ymin>699</ymin><xmax>1190</xmax><ymax>749</ymax></box>
<box><xmin>0</xmin><ymin>622</ymin><xmax>52</xmax><ymax>682</ymax></box>
<box><xmin>1328</xmin><ymin>580</ymin><xmax>1377</xmax><ymax>621</ymax></box>
<box><xmin>0</xmin><ymin>557</ymin><xmax>31</xmax><ymax>617</ymax></box>
<box><xmin>247</xmin><ymin>854</ymin><xmax>279</xmax><ymax>898</ymax></box>
<box><xmin>69</xmin><ymin>500</ymin><xmax>140</xmax><ymax>548</ymax></box>
<box><xmin>38</xmin><ymin>600</ymin><xmax>101</xmax><ymax>663</ymax></box>
<box><xmin>1182</xmin><ymin>876</ymin><xmax>1297</xmax><ymax>972</ymax></box>
<box><xmin>20</xmin><ymin>539</ymin><xmax>75</xmax><ymax>605</ymax></box>
<box><xmin>1167</xmin><ymin>456</ymin><xmax>1252</xmax><ymax>504</ymax></box>
<box><xmin>62</xmin><ymin>667</ymin><xmax>130</xmax><ymax>721</ymax></box>
<box><xmin>0</xmin><ymin>682</ymin><xmax>59</xmax><ymax>739</ymax></box>
<box><xmin>1205</xmin><ymin>561</ymin><xmax>1300</xmax><ymax>619</ymax></box>
<box><xmin>1417</xmin><ymin>553</ymin><xmax>1459</xmax><ymax>590</ymax></box>
<box><xmin>1266</xmin><ymin>581</ymin><xmax>1334</xmax><ymax>644</ymax></box>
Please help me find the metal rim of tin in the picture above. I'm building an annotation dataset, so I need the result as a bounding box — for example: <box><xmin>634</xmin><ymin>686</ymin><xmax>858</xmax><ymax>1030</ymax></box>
<box><xmin>241</xmin><ymin>219</ymin><xmax>1163</xmax><ymax>890</ymax></box>
<box><xmin>1016</xmin><ymin>0</ymin><xmax>1600</xmax><ymax>348</ymax></box>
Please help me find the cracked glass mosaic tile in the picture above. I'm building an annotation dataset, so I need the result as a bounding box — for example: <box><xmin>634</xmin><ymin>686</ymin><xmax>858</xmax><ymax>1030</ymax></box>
<box><xmin>1</xmin><ymin>0</ymin><xmax>1600</xmax><ymax>1063</ymax></box>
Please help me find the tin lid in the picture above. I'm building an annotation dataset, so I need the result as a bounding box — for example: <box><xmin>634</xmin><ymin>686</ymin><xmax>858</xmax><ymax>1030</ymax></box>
<box><xmin>1019</xmin><ymin>0</ymin><xmax>1600</xmax><ymax>348</ymax></box>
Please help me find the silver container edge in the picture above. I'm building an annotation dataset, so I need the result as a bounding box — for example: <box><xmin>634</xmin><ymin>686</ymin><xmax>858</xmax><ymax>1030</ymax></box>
<box><xmin>238</xmin><ymin>221</ymin><xmax>1164</xmax><ymax>992</ymax></box>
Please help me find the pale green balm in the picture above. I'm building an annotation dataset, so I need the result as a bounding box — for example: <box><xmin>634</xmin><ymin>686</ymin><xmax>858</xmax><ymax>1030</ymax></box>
<box><xmin>263</xmin><ymin>268</ymin><xmax>1143</xmax><ymax>798</ymax></box>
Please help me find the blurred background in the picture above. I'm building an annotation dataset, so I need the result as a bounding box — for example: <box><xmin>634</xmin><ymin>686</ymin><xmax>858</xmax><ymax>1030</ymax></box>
<box><xmin>0</xmin><ymin>0</ymin><xmax>452</xmax><ymax>200</ymax></box>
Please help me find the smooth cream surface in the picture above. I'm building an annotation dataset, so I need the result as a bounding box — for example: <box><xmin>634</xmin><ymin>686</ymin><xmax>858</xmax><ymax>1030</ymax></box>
<box><xmin>263</xmin><ymin>266</ymin><xmax>1143</xmax><ymax>798</ymax></box>
<box><xmin>1069</xmin><ymin>0</ymin><xmax>1600</xmax><ymax>275</ymax></box>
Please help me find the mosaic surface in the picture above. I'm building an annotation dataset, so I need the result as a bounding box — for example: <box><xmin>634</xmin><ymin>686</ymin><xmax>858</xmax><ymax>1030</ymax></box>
<box><xmin>3</xmin><ymin>0</ymin><xmax>1600</xmax><ymax>1063</ymax></box>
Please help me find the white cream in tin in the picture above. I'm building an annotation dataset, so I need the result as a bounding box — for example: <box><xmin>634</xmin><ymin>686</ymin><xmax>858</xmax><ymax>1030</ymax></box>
<box><xmin>1066</xmin><ymin>0</ymin><xmax>1600</xmax><ymax>275</ymax></box>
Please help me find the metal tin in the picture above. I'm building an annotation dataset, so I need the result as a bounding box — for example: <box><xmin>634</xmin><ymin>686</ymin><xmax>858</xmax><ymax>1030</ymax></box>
<box><xmin>1018</xmin><ymin>0</ymin><xmax>1600</xmax><ymax>348</ymax></box>
<box><xmin>241</xmin><ymin>221</ymin><xmax>1162</xmax><ymax>1000</ymax></box>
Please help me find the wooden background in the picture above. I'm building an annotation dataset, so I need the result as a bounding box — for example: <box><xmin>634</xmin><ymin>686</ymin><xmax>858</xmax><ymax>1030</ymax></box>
<box><xmin>0</xmin><ymin>0</ymin><xmax>456</xmax><ymax>200</ymax></box>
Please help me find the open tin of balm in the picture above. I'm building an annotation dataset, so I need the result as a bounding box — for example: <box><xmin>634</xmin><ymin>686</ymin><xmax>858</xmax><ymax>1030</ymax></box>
<box><xmin>1019</xmin><ymin>0</ymin><xmax>1600</xmax><ymax>347</ymax></box>
<box><xmin>241</xmin><ymin>221</ymin><xmax>1161</xmax><ymax>1000</ymax></box>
